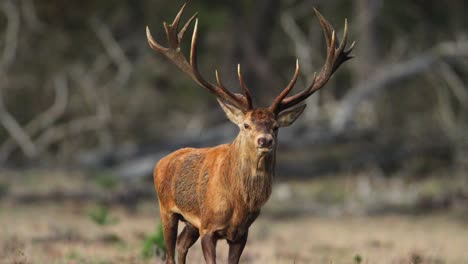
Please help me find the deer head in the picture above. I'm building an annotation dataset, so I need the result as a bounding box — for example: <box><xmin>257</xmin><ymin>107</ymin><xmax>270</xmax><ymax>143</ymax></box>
<box><xmin>216</xmin><ymin>97</ymin><xmax>305</xmax><ymax>156</ymax></box>
<box><xmin>146</xmin><ymin>3</ymin><xmax>354</xmax><ymax>156</ymax></box>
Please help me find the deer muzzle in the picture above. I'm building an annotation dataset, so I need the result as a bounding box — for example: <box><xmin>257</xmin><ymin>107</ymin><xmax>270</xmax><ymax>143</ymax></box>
<box><xmin>256</xmin><ymin>134</ymin><xmax>274</xmax><ymax>152</ymax></box>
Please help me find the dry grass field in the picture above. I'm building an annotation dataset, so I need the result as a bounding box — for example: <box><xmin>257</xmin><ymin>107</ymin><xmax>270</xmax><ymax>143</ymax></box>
<box><xmin>2</xmin><ymin>203</ymin><xmax>468</xmax><ymax>264</ymax></box>
<box><xmin>1</xmin><ymin>171</ymin><xmax>467</xmax><ymax>264</ymax></box>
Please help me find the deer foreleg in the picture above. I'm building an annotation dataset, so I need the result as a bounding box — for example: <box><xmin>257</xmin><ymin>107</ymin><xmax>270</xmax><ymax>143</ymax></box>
<box><xmin>227</xmin><ymin>232</ymin><xmax>248</xmax><ymax>264</ymax></box>
<box><xmin>201</xmin><ymin>232</ymin><xmax>217</xmax><ymax>264</ymax></box>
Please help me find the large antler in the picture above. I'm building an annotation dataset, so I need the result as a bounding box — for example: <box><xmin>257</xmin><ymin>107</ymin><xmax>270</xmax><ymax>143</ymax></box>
<box><xmin>146</xmin><ymin>3</ymin><xmax>253</xmax><ymax>111</ymax></box>
<box><xmin>270</xmin><ymin>8</ymin><xmax>354</xmax><ymax>114</ymax></box>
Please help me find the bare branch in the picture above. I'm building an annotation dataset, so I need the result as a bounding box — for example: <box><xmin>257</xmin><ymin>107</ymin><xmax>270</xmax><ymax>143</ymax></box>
<box><xmin>70</xmin><ymin>22</ymin><xmax>121</xmax><ymax>152</ymax></box>
<box><xmin>239</xmin><ymin>35</ymin><xmax>282</xmax><ymax>94</ymax></box>
<box><xmin>0</xmin><ymin>74</ymin><xmax>68</xmax><ymax>163</ymax></box>
<box><xmin>438</xmin><ymin>63</ymin><xmax>468</xmax><ymax>145</ymax></box>
<box><xmin>88</xmin><ymin>19</ymin><xmax>128</xmax><ymax>150</ymax></box>
<box><xmin>90</xmin><ymin>18</ymin><xmax>132</xmax><ymax>88</ymax></box>
<box><xmin>439</xmin><ymin>63</ymin><xmax>468</xmax><ymax>107</ymax></box>
<box><xmin>14</xmin><ymin>62</ymin><xmax>113</xmax><ymax>158</ymax></box>
<box><xmin>331</xmin><ymin>40</ymin><xmax>468</xmax><ymax>132</ymax></box>
<box><xmin>280</xmin><ymin>11</ymin><xmax>321</xmax><ymax>120</ymax></box>
<box><xmin>280</xmin><ymin>12</ymin><xmax>312</xmax><ymax>72</ymax></box>
<box><xmin>0</xmin><ymin>73</ymin><xmax>37</xmax><ymax>159</ymax></box>
<box><xmin>0</xmin><ymin>0</ymin><xmax>20</xmax><ymax>69</ymax></box>
<box><xmin>21</xmin><ymin>0</ymin><xmax>44</xmax><ymax>31</ymax></box>
<box><xmin>428</xmin><ymin>70</ymin><xmax>458</xmax><ymax>140</ymax></box>
<box><xmin>35</xmin><ymin>115</ymin><xmax>106</xmax><ymax>154</ymax></box>
<box><xmin>30</xmin><ymin>75</ymin><xmax>69</xmax><ymax>133</ymax></box>
<box><xmin>69</xmin><ymin>62</ymin><xmax>112</xmax><ymax>150</ymax></box>
<box><xmin>69</xmin><ymin>58</ymin><xmax>109</xmax><ymax>107</ymax></box>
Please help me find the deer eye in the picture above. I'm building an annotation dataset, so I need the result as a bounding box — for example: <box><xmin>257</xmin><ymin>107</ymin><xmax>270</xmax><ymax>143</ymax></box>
<box><xmin>244</xmin><ymin>123</ymin><xmax>250</xmax><ymax>129</ymax></box>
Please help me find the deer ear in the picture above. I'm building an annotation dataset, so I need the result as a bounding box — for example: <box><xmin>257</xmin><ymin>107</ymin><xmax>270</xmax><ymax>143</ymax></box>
<box><xmin>217</xmin><ymin>99</ymin><xmax>244</xmax><ymax>125</ymax></box>
<box><xmin>277</xmin><ymin>104</ymin><xmax>306</xmax><ymax>127</ymax></box>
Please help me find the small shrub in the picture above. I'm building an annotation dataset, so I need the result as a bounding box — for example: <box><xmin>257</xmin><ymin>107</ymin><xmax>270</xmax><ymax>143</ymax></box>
<box><xmin>66</xmin><ymin>250</ymin><xmax>85</xmax><ymax>262</ymax></box>
<box><xmin>141</xmin><ymin>223</ymin><xmax>166</xmax><ymax>259</ymax></box>
<box><xmin>0</xmin><ymin>181</ymin><xmax>9</xmax><ymax>199</ymax></box>
<box><xmin>410</xmin><ymin>252</ymin><xmax>423</xmax><ymax>264</ymax></box>
<box><xmin>100</xmin><ymin>233</ymin><xmax>123</xmax><ymax>244</ymax></box>
<box><xmin>93</xmin><ymin>172</ymin><xmax>118</xmax><ymax>190</ymax></box>
<box><xmin>88</xmin><ymin>205</ymin><xmax>119</xmax><ymax>226</ymax></box>
<box><xmin>354</xmin><ymin>254</ymin><xmax>363</xmax><ymax>264</ymax></box>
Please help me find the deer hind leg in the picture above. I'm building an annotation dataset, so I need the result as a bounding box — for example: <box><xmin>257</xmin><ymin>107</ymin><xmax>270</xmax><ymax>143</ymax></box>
<box><xmin>160</xmin><ymin>210</ymin><xmax>178</xmax><ymax>264</ymax></box>
<box><xmin>176</xmin><ymin>223</ymin><xmax>199</xmax><ymax>264</ymax></box>
<box><xmin>227</xmin><ymin>232</ymin><xmax>248</xmax><ymax>264</ymax></box>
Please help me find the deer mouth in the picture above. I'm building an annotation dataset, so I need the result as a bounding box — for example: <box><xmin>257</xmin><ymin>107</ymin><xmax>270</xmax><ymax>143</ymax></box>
<box><xmin>257</xmin><ymin>146</ymin><xmax>273</xmax><ymax>153</ymax></box>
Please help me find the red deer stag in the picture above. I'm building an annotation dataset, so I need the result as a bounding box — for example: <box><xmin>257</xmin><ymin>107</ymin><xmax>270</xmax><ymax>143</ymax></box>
<box><xmin>147</xmin><ymin>3</ymin><xmax>353</xmax><ymax>264</ymax></box>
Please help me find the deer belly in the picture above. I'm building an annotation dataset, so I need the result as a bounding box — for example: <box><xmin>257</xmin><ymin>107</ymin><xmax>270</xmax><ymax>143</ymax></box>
<box><xmin>172</xmin><ymin>206</ymin><xmax>201</xmax><ymax>228</ymax></box>
<box><xmin>172</xmin><ymin>158</ymin><xmax>202</xmax><ymax>216</ymax></box>
<box><xmin>172</xmin><ymin>176</ymin><xmax>202</xmax><ymax>228</ymax></box>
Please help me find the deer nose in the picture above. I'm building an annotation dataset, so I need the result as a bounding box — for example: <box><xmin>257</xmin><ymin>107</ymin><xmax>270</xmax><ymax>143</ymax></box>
<box><xmin>257</xmin><ymin>136</ymin><xmax>273</xmax><ymax>148</ymax></box>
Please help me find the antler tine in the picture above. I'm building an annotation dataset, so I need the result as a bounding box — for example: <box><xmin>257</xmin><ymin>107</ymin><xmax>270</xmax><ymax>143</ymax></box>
<box><xmin>147</xmin><ymin>3</ymin><xmax>250</xmax><ymax>111</ymax></box>
<box><xmin>178</xmin><ymin>13</ymin><xmax>197</xmax><ymax>43</ymax></box>
<box><xmin>271</xmin><ymin>8</ymin><xmax>354</xmax><ymax>113</ymax></box>
<box><xmin>269</xmin><ymin>59</ymin><xmax>299</xmax><ymax>113</ymax></box>
<box><xmin>332</xmin><ymin>19</ymin><xmax>355</xmax><ymax>73</ymax></box>
<box><xmin>189</xmin><ymin>18</ymin><xmax>200</xmax><ymax>75</ymax></box>
<box><xmin>146</xmin><ymin>26</ymin><xmax>168</xmax><ymax>52</ymax></box>
<box><xmin>163</xmin><ymin>3</ymin><xmax>190</xmax><ymax>48</ymax></box>
<box><xmin>336</xmin><ymin>19</ymin><xmax>348</xmax><ymax>54</ymax></box>
<box><xmin>237</xmin><ymin>64</ymin><xmax>253</xmax><ymax>110</ymax></box>
<box><xmin>171</xmin><ymin>3</ymin><xmax>187</xmax><ymax>29</ymax></box>
<box><xmin>189</xmin><ymin>19</ymin><xmax>247</xmax><ymax>110</ymax></box>
<box><xmin>314</xmin><ymin>8</ymin><xmax>334</xmax><ymax>47</ymax></box>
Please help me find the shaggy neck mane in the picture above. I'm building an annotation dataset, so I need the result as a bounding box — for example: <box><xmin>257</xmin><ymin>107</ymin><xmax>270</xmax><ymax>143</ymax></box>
<box><xmin>225</xmin><ymin>134</ymin><xmax>275</xmax><ymax>210</ymax></box>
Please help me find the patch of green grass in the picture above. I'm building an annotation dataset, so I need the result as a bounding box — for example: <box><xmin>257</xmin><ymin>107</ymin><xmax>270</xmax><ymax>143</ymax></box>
<box><xmin>100</xmin><ymin>233</ymin><xmax>124</xmax><ymax>244</ymax></box>
<box><xmin>0</xmin><ymin>181</ymin><xmax>9</xmax><ymax>199</ymax></box>
<box><xmin>66</xmin><ymin>250</ymin><xmax>86</xmax><ymax>263</ymax></box>
<box><xmin>314</xmin><ymin>181</ymin><xmax>347</xmax><ymax>204</ymax></box>
<box><xmin>141</xmin><ymin>223</ymin><xmax>166</xmax><ymax>259</ymax></box>
<box><xmin>354</xmin><ymin>254</ymin><xmax>363</xmax><ymax>264</ymax></box>
<box><xmin>93</xmin><ymin>172</ymin><xmax>118</xmax><ymax>190</ymax></box>
<box><xmin>95</xmin><ymin>261</ymin><xmax>112</xmax><ymax>264</ymax></box>
<box><xmin>88</xmin><ymin>204</ymin><xmax>119</xmax><ymax>226</ymax></box>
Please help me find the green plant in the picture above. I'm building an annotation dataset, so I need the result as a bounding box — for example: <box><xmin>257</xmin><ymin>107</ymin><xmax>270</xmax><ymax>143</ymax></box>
<box><xmin>354</xmin><ymin>254</ymin><xmax>363</xmax><ymax>264</ymax></box>
<box><xmin>100</xmin><ymin>232</ymin><xmax>123</xmax><ymax>244</ymax></box>
<box><xmin>0</xmin><ymin>181</ymin><xmax>9</xmax><ymax>199</ymax></box>
<box><xmin>93</xmin><ymin>172</ymin><xmax>118</xmax><ymax>190</ymax></box>
<box><xmin>141</xmin><ymin>223</ymin><xmax>166</xmax><ymax>259</ymax></box>
<box><xmin>88</xmin><ymin>205</ymin><xmax>119</xmax><ymax>226</ymax></box>
<box><xmin>66</xmin><ymin>250</ymin><xmax>86</xmax><ymax>262</ymax></box>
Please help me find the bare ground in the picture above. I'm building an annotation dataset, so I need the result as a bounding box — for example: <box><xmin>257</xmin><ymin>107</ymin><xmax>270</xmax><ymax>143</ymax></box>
<box><xmin>1</xmin><ymin>170</ymin><xmax>467</xmax><ymax>263</ymax></box>
<box><xmin>1</xmin><ymin>201</ymin><xmax>468</xmax><ymax>263</ymax></box>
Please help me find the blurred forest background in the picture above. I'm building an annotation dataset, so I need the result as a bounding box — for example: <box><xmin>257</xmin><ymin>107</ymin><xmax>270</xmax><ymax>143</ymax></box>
<box><xmin>1</xmin><ymin>0</ymin><xmax>468</xmax><ymax>263</ymax></box>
